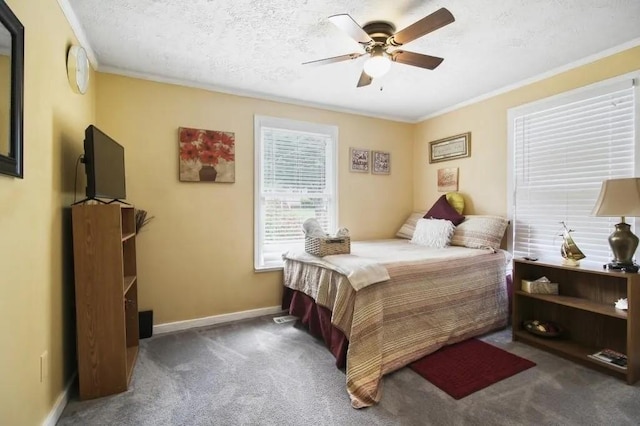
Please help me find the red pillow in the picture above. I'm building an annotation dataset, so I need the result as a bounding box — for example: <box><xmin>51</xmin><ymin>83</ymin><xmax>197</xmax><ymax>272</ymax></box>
<box><xmin>424</xmin><ymin>195</ymin><xmax>465</xmax><ymax>226</ymax></box>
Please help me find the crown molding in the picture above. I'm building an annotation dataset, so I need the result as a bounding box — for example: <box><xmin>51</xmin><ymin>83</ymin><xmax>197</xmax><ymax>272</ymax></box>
<box><xmin>56</xmin><ymin>0</ymin><xmax>99</xmax><ymax>69</ymax></box>
<box><xmin>417</xmin><ymin>37</ymin><xmax>640</xmax><ymax>122</ymax></box>
<box><xmin>98</xmin><ymin>65</ymin><xmax>413</xmax><ymax>123</ymax></box>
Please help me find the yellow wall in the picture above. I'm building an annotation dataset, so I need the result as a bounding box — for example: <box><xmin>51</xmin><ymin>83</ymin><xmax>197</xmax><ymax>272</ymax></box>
<box><xmin>0</xmin><ymin>0</ymin><xmax>96</xmax><ymax>424</ymax></box>
<box><xmin>414</xmin><ymin>46</ymin><xmax>640</xmax><ymax>215</ymax></box>
<box><xmin>95</xmin><ymin>73</ymin><xmax>414</xmax><ymax>324</ymax></box>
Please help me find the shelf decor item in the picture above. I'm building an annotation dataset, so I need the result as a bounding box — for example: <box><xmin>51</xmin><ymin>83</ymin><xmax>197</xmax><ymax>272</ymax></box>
<box><xmin>615</xmin><ymin>298</ymin><xmax>629</xmax><ymax>310</ymax></box>
<box><xmin>588</xmin><ymin>349</ymin><xmax>628</xmax><ymax>369</ymax></box>
<box><xmin>135</xmin><ymin>209</ymin><xmax>154</xmax><ymax>233</ymax></box>
<box><xmin>521</xmin><ymin>277</ymin><xmax>558</xmax><ymax>294</ymax></box>
<box><xmin>523</xmin><ymin>320</ymin><xmax>563</xmax><ymax>338</ymax></box>
<box><xmin>591</xmin><ymin>178</ymin><xmax>640</xmax><ymax>272</ymax></box>
<box><xmin>559</xmin><ymin>221</ymin><xmax>585</xmax><ymax>266</ymax></box>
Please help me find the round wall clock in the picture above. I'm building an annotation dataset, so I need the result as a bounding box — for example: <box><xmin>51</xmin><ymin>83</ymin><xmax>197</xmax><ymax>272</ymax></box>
<box><xmin>67</xmin><ymin>45</ymin><xmax>89</xmax><ymax>94</ymax></box>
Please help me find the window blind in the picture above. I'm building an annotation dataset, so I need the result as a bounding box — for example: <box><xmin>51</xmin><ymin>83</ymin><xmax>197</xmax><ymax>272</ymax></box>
<box><xmin>511</xmin><ymin>79</ymin><xmax>636</xmax><ymax>264</ymax></box>
<box><xmin>254</xmin><ymin>116</ymin><xmax>337</xmax><ymax>269</ymax></box>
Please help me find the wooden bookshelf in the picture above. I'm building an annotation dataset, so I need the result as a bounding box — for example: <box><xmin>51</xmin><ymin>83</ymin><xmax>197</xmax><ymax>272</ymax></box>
<box><xmin>512</xmin><ymin>258</ymin><xmax>640</xmax><ymax>384</ymax></box>
<box><xmin>72</xmin><ymin>204</ymin><xmax>139</xmax><ymax>399</ymax></box>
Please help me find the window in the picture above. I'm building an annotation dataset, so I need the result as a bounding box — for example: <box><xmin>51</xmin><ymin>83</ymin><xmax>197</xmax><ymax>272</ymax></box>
<box><xmin>254</xmin><ymin>116</ymin><xmax>338</xmax><ymax>270</ymax></box>
<box><xmin>508</xmin><ymin>74</ymin><xmax>638</xmax><ymax>264</ymax></box>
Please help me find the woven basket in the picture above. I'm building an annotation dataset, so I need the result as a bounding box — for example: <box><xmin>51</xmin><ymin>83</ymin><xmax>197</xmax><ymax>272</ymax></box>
<box><xmin>305</xmin><ymin>235</ymin><xmax>351</xmax><ymax>257</ymax></box>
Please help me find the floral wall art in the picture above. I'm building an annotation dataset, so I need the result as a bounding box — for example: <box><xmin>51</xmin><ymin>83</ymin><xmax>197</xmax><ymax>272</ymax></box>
<box><xmin>179</xmin><ymin>127</ymin><xmax>236</xmax><ymax>182</ymax></box>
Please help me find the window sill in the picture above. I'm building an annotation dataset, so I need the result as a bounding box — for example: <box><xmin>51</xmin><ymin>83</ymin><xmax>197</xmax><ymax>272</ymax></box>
<box><xmin>254</xmin><ymin>266</ymin><xmax>284</xmax><ymax>273</ymax></box>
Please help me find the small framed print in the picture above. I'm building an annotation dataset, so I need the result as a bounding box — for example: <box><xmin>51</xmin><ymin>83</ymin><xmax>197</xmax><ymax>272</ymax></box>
<box><xmin>372</xmin><ymin>151</ymin><xmax>390</xmax><ymax>175</ymax></box>
<box><xmin>350</xmin><ymin>147</ymin><xmax>370</xmax><ymax>173</ymax></box>
<box><xmin>429</xmin><ymin>132</ymin><xmax>471</xmax><ymax>163</ymax></box>
<box><xmin>437</xmin><ymin>167</ymin><xmax>459</xmax><ymax>192</ymax></box>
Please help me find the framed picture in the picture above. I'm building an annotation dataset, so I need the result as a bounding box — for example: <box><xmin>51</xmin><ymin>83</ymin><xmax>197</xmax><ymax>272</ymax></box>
<box><xmin>437</xmin><ymin>167</ymin><xmax>459</xmax><ymax>192</ymax></box>
<box><xmin>372</xmin><ymin>151</ymin><xmax>390</xmax><ymax>175</ymax></box>
<box><xmin>349</xmin><ymin>147</ymin><xmax>370</xmax><ymax>173</ymax></box>
<box><xmin>429</xmin><ymin>132</ymin><xmax>471</xmax><ymax>163</ymax></box>
<box><xmin>179</xmin><ymin>127</ymin><xmax>236</xmax><ymax>182</ymax></box>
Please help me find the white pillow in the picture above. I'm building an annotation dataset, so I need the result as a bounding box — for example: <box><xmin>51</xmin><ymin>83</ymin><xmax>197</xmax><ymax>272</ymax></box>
<box><xmin>411</xmin><ymin>218</ymin><xmax>455</xmax><ymax>248</ymax></box>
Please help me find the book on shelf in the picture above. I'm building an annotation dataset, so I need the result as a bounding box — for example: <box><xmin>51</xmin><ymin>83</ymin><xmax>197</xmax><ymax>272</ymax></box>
<box><xmin>587</xmin><ymin>349</ymin><xmax>627</xmax><ymax>370</ymax></box>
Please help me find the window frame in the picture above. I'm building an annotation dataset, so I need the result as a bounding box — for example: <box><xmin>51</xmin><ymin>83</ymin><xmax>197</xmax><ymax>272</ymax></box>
<box><xmin>254</xmin><ymin>115</ymin><xmax>338</xmax><ymax>271</ymax></box>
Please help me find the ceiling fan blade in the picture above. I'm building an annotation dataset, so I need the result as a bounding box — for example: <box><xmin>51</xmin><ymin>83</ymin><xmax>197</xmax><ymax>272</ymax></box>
<box><xmin>391</xmin><ymin>7</ymin><xmax>454</xmax><ymax>46</ymax></box>
<box><xmin>328</xmin><ymin>14</ymin><xmax>372</xmax><ymax>44</ymax></box>
<box><xmin>302</xmin><ymin>52</ymin><xmax>364</xmax><ymax>66</ymax></box>
<box><xmin>356</xmin><ymin>71</ymin><xmax>373</xmax><ymax>87</ymax></box>
<box><xmin>391</xmin><ymin>50</ymin><xmax>444</xmax><ymax>70</ymax></box>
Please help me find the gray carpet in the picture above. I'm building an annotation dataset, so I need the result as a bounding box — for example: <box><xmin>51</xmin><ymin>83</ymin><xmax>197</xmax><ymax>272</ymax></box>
<box><xmin>58</xmin><ymin>315</ymin><xmax>640</xmax><ymax>425</ymax></box>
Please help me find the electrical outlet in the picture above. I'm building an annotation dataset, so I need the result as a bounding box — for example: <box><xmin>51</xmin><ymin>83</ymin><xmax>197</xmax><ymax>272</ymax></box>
<box><xmin>40</xmin><ymin>351</ymin><xmax>48</xmax><ymax>383</ymax></box>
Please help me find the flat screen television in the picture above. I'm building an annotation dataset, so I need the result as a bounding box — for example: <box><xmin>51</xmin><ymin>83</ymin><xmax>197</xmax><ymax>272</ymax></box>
<box><xmin>83</xmin><ymin>125</ymin><xmax>126</xmax><ymax>201</ymax></box>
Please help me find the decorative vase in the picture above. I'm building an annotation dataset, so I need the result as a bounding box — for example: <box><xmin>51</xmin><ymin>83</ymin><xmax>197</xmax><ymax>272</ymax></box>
<box><xmin>199</xmin><ymin>165</ymin><xmax>217</xmax><ymax>181</ymax></box>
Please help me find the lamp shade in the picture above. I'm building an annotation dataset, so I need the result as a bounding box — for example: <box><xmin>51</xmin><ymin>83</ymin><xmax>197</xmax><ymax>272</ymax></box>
<box><xmin>592</xmin><ymin>178</ymin><xmax>640</xmax><ymax>217</ymax></box>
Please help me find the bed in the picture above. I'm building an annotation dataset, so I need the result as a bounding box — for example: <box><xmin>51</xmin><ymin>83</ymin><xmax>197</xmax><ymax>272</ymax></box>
<box><xmin>282</xmin><ymin>214</ymin><xmax>510</xmax><ymax>408</ymax></box>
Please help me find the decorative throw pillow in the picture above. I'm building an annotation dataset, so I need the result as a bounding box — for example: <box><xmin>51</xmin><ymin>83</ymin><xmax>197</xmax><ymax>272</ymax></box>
<box><xmin>445</xmin><ymin>192</ymin><xmax>465</xmax><ymax>214</ymax></box>
<box><xmin>424</xmin><ymin>195</ymin><xmax>465</xmax><ymax>226</ymax></box>
<box><xmin>396</xmin><ymin>211</ymin><xmax>428</xmax><ymax>239</ymax></box>
<box><xmin>411</xmin><ymin>218</ymin><xmax>456</xmax><ymax>248</ymax></box>
<box><xmin>450</xmin><ymin>215</ymin><xmax>509</xmax><ymax>250</ymax></box>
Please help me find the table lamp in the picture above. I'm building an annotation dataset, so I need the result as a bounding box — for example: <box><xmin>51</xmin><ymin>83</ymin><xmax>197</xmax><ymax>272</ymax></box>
<box><xmin>591</xmin><ymin>178</ymin><xmax>640</xmax><ymax>272</ymax></box>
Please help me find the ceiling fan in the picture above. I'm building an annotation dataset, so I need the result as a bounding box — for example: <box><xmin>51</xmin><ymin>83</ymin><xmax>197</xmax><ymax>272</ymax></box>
<box><xmin>304</xmin><ymin>8</ymin><xmax>455</xmax><ymax>87</ymax></box>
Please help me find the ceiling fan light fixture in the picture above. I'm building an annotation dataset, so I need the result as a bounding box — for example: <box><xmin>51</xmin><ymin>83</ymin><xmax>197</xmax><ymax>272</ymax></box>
<box><xmin>363</xmin><ymin>53</ymin><xmax>391</xmax><ymax>78</ymax></box>
<box><xmin>307</xmin><ymin>8</ymin><xmax>455</xmax><ymax>87</ymax></box>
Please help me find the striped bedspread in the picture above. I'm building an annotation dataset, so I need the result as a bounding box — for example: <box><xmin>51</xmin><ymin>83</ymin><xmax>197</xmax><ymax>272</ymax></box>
<box><xmin>283</xmin><ymin>239</ymin><xmax>509</xmax><ymax>408</ymax></box>
<box><xmin>283</xmin><ymin>249</ymin><xmax>390</xmax><ymax>290</ymax></box>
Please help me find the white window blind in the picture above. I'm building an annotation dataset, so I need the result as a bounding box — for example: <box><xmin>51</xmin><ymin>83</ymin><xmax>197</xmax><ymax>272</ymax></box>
<box><xmin>510</xmin><ymin>77</ymin><xmax>637</xmax><ymax>264</ymax></box>
<box><xmin>254</xmin><ymin>116</ymin><xmax>337</xmax><ymax>270</ymax></box>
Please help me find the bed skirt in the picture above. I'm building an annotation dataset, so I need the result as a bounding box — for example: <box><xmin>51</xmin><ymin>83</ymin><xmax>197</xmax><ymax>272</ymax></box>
<box><xmin>282</xmin><ymin>287</ymin><xmax>348</xmax><ymax>368</ymax></box>
<box><xmin>282</xmin><ymin>273</ymin><xmax>513</xmax><ymax>371</ymax></box>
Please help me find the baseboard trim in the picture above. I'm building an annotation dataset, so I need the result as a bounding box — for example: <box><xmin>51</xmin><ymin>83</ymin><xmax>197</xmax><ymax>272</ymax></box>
<box><xmin>153</xmin><ymin>306</ymin><xmax>285</xmax><ymax>335</ymax></box>
<box><xmin>42</xmin><ymin>372</ymin><xmax>76</xmax><ymax>426</ymax></box>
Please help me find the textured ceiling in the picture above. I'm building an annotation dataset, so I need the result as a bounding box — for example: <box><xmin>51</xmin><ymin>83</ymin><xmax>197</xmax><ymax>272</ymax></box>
<box><xmin>65</xmin><ymin>0</ymin><xmax>640</xmax><ymax>122</ymax></box>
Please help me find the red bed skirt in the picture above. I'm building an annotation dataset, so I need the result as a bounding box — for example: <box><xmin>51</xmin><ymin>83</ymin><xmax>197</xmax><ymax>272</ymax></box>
<box><xmin>281</xmin><ymin>274</ymin><xmax>513</xmax><ymax>370</ymax></box>
<box><xmin>282</xmin><ymin>287</ymin><xmax>348</xmax><ymax>368</ymax></box>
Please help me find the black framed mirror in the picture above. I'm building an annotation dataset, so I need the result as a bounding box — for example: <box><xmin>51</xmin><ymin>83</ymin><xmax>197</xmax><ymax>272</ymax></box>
<box><xmin>0</xmin><ymin>1</ymin><xmax>23</xmax><ymax>178</ymax></box>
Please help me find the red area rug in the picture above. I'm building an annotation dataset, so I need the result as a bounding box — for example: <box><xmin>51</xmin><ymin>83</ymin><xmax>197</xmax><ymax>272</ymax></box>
<box><xmin>409</xmin><ymin>338</ymin><xmax>535</xmax><ymax>399</ymax></box>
